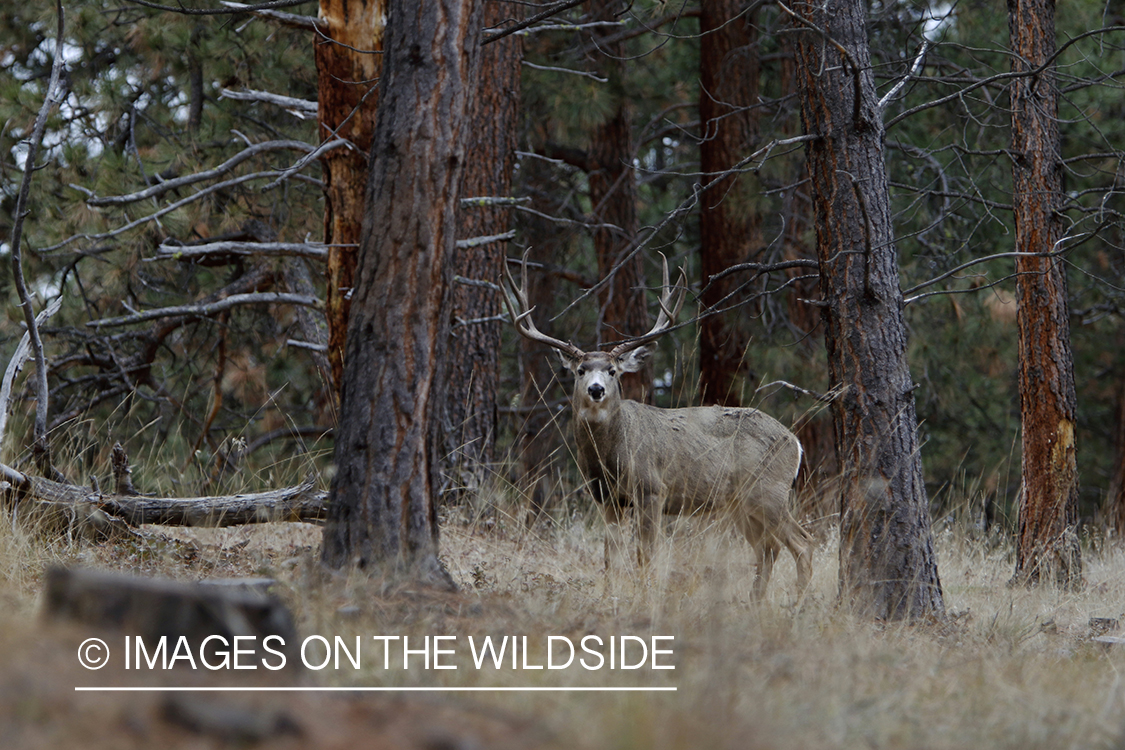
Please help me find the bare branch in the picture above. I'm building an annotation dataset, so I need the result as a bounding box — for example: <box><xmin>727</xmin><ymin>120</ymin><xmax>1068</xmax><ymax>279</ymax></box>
<box><xmin>123</xmin><ymin>0</ymin><xmax>314</xmax><ymax>16</ymax></box>
<box><xmin>878</xmin><ymin>39</ymin><xmax>931</xmax><ymax>113</ymax></box>
<box><xmin>455</xmin><ymin>231</ymin><xmax>517</xmax><ymax>249</ymax></box>
<box><xmin>522</xmin><ymin>61</ymin><xmax>607</xmax><ymax>82</ymax></box>
<box><xmin>10</xmin><ymin>0</ymin><xmax>66</xmax><ymax>475</ymax></box>
<box><xmin>218</xmin><ymin>0</ymin><xmax>320</xmax><ymax>30</ymax></box>
<box><xmin>0</xmin><ymin>297</ymin><xmax>63</xmax><ymax>461</ymax></box>
<box><xmin>88</xmin><ymin>292</ymin><xmax>322</xmax><ymax>329</ymax></box>
<box><xmin>155</xmin><ymin>241</ymin><xmax>332</xmax><ymax>262</ymax></box>
<box><xmin>82</xmin><ymin>139</ymin><xmax>316</xmax><ymax>206</ymax></box>
<box><xmin>482</xmin><ymin>0</ymin><xmax>588</xmax><ymax>45</ymax></box>
<box><xmin>219</xmin><ymin>88</ymin><xmax>317</xmax><ymax>119</ymax></box>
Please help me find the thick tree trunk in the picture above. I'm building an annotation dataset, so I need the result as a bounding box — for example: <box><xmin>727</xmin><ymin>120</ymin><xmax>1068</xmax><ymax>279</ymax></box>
<box><xmin>320</xmin><ymin>0</ymin><xmax>483</xmax><ymax>583</ymax></box>
<box><xmin>1008</xmin><ymin>0</ymin><xmax>1082</xmax><ymax>587</ymax></box>
<box><xmin>588</xmin><ymin>0</ymin><xmax>649</xmax><ymax>402</ymax></box>
<box><xmin>698</xmin><ymin>0</ymin><xmax>760</xmax><ymax>407</ymax></box>
<box><xmin>791</xmin><ymin>0</ymin><xmax>944</xmax><ymax>620</ymax></box>
<box><xmin>440</xmin><ymin>0</ymin><xmax>523</xmax><ymax>502</ymax></box>
<box><xmin>316</xmin><ymin>0</ymin><xmax>384</xmax><ymax>397</ymax></box>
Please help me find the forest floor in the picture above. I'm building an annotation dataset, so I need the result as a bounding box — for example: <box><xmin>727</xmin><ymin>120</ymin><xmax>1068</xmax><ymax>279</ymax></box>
<box><xmin>2</xmin><ymin>504</ymin><xmax>1125</xmax><ymax>749</ymax></box>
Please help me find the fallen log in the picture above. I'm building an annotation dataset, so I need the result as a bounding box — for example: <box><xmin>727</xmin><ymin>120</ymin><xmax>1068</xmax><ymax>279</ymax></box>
<box><xmin>44</xmin><ymin>566</ymin><xmax>298</xmax><ymax>668</ymax></box>
<box><xmin>1</xmin><ymin>462</ymin><xmax>327</xmax><ymax>527</ymax></box>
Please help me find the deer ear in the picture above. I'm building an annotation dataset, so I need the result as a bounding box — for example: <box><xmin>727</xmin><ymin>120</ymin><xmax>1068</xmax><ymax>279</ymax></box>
<box><xmin>617</xmin><ymin>346</ymin><xmax>651</xmax><ymax>373</ymax></box>
<box><xmin>557</xmin><ymin>350</ymin><xmax>579</xmax><ymax>372</ymax></box>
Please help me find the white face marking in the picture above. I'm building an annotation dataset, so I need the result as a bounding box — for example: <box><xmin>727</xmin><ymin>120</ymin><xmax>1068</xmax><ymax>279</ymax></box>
<box><xmin>572</xmin><ymin>356</ymin><xmax>619</xmax><ymax>414</ymax></box>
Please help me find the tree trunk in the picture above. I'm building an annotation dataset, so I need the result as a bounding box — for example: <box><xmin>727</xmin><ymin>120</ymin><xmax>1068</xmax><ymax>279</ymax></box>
<box><xmin>588</xmin><ymin>0</ymin><xmax>649</xmax><ymax>402</ymax></box>
<box><xmin>440</xmin><ymin>0</ymin><xmax>523</xmax><ymax>503</ymax></box>
<box><xmin>791</xmin><ymin>0</ymin><xmax>944</xmax><ymax>620</ymax></box>
<box><xmin>1008</xmin><ymin>0</ymin><xmax>1082</xmax><ymax>587</ymax></box>
<box><xmin>317</xmin><ymin>0</ymin><xmax>384</xmax><ymax>397</ymax></box>
<box><xmin>320</xmin><ymin>0</ymin><xmax>483</xmax><ymax>583</ymax></box>
<box><xmin>1108</xmin><ymin>375</ymin><xmax>1125</xmax><ymax>534</ymax></box>
<box><xmin>698</xmin><ymin>0</ymin><xmax>760</xmax><ymax>407</ymax></box>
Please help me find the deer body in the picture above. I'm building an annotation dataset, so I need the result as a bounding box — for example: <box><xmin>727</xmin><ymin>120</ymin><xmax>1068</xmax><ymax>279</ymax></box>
<box><xmin>505</xmin><ymin>258</ymin><xmax>812</xmax><ymax>599</ymax></box>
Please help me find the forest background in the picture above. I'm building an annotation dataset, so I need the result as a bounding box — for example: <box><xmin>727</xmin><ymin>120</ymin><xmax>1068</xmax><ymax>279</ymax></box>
<box><xmin>1</xmin><ymin>0</ymin><xmax>1124</xmax><ymax>570</ymax></box>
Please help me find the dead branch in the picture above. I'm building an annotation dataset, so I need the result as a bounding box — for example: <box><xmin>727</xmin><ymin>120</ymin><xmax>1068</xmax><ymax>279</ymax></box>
<box><xmin>79</xmin><ymin>139</ymin><xmax>316</xmax><ymax>206</ymax></box>
<box><xmin>111</xmin><ymin>441</ymin><xmax>138</xmax><ymax>495</ymax></box>
<box><xmin>2</xmin><ymin>463</ymin><xmax>327</xmax><ymax>526</ymax></box>
<box><xmin>87</xmin><ymin>292</ymin><xmax>322</xmax><ymax>329</ymax></box>
<box><xmin>0</xmin><ymin>297</ymin><xmax>63</xmax><ymax>459</ymax></box>
<box><xmin>10</xmin><ymin>0</ymin><xmax>66</xmax><ymax>478</ymax></box>
<box><xmin>455</xmin><ymin>231</ymin><xmax>517</xmax><ymax>249</ymax></box>
<box><xmin>219</xmin><ymin>0</ymin><xmax>320</xmax><ymax>31</ymax></box>
<box><xmin>155</xmin><ymin>240</ymin><xmax>330</xmax><ymax>263</ymax></box>
<box><xmin>218</xmin><ymin>88</ymin><xmax>317</xmax><ymax>119</ymax></box>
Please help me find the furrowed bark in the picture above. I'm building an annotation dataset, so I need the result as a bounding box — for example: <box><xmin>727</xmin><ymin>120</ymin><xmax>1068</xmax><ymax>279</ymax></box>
<box><xmin>317</xmin><ymin>0</ymin><xmax>385</xmax><ymax>396</ymax></box>
<box><xmin>320</xmin><ymin>0</ymin><xmax>483</xmax><ymax>584</ymax></box>
<box><xmin>790</xmin><ymin>0</ymin><xmax>944</xmax><ymax>620</ymax></box>
<box><xmin>440</xmin><ymin>0</ymin><xmax>523</xmax><ymax>502</ymax></box>
<box><xmin>698</xmin><ymin>0</ymin><xmax>761</xmax><ymax>407</ymax></box>
<box><xmin>1008</xmin><ymin>0</ymin><xmax>1081</xmax><ymax>588</ymax></box>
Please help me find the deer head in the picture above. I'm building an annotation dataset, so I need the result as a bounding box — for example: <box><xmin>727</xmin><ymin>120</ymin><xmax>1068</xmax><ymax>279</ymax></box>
<box><xmin>503</xmin><ymin>254</ymin><xmax>688</xmax><ymax>416</ymax></box>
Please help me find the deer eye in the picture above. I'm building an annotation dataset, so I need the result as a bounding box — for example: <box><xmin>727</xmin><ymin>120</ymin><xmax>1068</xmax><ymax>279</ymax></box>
<box><xmin>608</xmin><ymin>368</ymin><xmax>616</xmax><ymax>377</ymax></box>
<box><xmin>577</xmin><ymin>367</ymin><xmax>586</xmax><ymax>376</ymax></box>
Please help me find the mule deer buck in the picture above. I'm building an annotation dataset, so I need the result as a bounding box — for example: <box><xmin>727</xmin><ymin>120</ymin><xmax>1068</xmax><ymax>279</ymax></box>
<box><xmin>504</xmin><ymin>256</ymin><xmax>812</xmax><ymax>599</ymax></box>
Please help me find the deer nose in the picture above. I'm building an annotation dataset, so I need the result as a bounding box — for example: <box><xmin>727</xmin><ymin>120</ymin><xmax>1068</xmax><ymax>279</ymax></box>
<box><xmin>587</xmin><ymin>383</ymin><xmax>605</xmax><ymax>401</ymax></box>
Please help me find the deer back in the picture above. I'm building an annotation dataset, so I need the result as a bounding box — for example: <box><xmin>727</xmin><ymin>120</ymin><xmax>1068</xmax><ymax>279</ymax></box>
<box><xmin>575</xmin><ymin>401</ymin><xmax>802</xmax><ymax>514</ymax></box>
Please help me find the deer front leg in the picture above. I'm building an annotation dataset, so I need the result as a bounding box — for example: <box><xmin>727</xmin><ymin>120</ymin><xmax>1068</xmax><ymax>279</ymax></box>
<box><xmin>603</xmin><ymin>500</ymin><xmax>626</xmax><ymax>571</ymax></box>
<box><xmin>636</xmin><ymin>491</ymin><xmax>661</xmax><ymax>568</ymax></box>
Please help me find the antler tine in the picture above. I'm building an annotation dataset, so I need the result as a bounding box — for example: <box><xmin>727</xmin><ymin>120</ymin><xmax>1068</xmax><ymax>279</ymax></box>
<box><xmin>607</xmin><ymin>254</ymin><xmax>689</xmax><ymax>358</ymax></box>
<box><xmin>503</xmin><ymin>252</ymin><xmax>585</xmax><ymax>360</ymax></box>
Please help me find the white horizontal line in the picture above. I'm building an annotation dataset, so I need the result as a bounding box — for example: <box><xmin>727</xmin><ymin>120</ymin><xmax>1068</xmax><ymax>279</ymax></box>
<box><xmin>75</xmin><ymin>686</ymin><xmax>677</xmax><ymax>692</ymax></box>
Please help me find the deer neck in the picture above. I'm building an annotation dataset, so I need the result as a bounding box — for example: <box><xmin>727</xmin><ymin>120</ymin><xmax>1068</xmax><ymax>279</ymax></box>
<box><xmin>574</xmin><ymin>393</ymin><xmax>622</xmax><ymax>428</ymax></box>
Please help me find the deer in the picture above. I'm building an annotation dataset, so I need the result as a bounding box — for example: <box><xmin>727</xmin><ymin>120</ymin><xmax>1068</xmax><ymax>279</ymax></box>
<box><xmin>504</xmin><ymin>255</ymin><xmax>812</xmax><ymax>600</ymax></box>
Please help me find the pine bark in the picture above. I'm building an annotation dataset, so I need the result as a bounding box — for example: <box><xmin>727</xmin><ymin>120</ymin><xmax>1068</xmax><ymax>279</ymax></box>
<box><xmin>1008</xmin><ymin>0</ymin><xmax>1082</xmax><ymax>587</ymax></box>
<box><xmin>316</xmin><ymin>0</ymin><xmax>384</xmax><ymax>396</ymax></box>
<box><xmin>440</xmin><ymin>0</ymin><xmax>523</xmax><ymax>501</ymax></box>
<box><xmin>698</xmin><ymin>0</ymin><xmax>760</xmax><ymax>406</ymax></box>
<box><xmin>589</xmin><ymin>0</ymin><xmax>649</xmax><ymax>401</ymax></box>
<box><xmin>791</xmin><ymin>0</ymin><xmax>944</xmax><ymax>619</ymax></box>
<box><xmin>320</xmin><ymin>0</ymin><xmax>483</xmax><ymax>582</ymax></box>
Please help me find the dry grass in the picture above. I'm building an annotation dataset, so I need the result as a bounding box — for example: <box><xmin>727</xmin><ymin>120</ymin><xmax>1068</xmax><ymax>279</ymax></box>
<box><xmin>3</xmin><ymin>489</ymin><xmax>1125</xmax><ymax>749</ymax></box>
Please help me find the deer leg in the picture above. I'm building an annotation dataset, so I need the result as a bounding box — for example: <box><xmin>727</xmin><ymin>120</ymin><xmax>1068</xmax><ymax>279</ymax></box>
<box><xmin>636</xmin><ymin>493</ymin><xmax>661</xmax><ymax>568</ymax></box>
<box><xmin>603</xmin><ymin>501</ymin><xmax>626</xmax><ymax>571</ymax></box>
<box><xmin>782</xmin><ymin>519</ymin><xmax>813</xmax><ymax>595</ymax></box>
<box><xmin>752</xmin><ymin>540</ymin><xmax>779</xmax><ymax>601</ymax></box>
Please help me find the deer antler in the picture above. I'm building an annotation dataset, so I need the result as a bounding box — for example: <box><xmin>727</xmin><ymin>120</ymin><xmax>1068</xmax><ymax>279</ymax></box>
<box><xmin>606</xmin><ymin>254</ymin><xmax>688</xmax><ymax>358</ymax></box>
<box><xmin>503</xmin><ymin>252</ymin><xmax>586</xmax><ymax>361</ymax></box>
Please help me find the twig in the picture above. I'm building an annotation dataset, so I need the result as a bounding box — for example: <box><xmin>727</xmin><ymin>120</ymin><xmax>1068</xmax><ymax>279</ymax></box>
<box><xmin>482</xmin><ymin>0</ymin><xmax>588</xmax><ymax>45</ymax></box>
<box><xmin>757</xmin><ymin>380</ymin><xmax>834</xmax><ymax>403</ymax></box>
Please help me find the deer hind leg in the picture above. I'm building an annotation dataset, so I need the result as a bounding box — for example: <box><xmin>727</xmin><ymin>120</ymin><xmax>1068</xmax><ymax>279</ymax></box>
<box><xmin>781</xmin><ymin>517</ymin><xmax>813</xmax><ymax>595</ymax></box>
<box><xmin>737</xmin><ymin>515</ymin><xmax>775</xmax><ymax>601</ymax></box>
